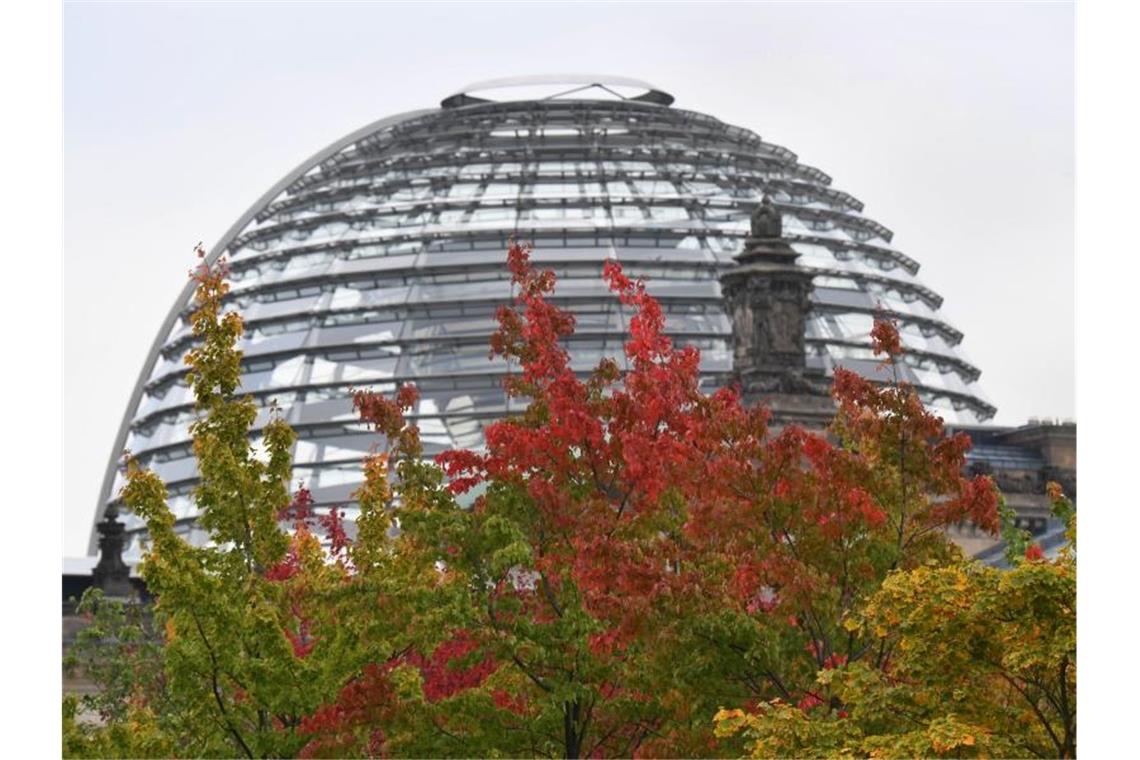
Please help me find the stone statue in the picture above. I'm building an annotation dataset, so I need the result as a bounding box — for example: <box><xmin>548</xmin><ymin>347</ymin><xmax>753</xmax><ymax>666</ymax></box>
<box><xmin>763</xmin><ymin>298</ymin><xmax>801</xmax><ymax>354</ymax></box>
<box><xmin>751</xmin><ymin>195</ymin><xmax>782</xmax><ymax>239</ymax></box>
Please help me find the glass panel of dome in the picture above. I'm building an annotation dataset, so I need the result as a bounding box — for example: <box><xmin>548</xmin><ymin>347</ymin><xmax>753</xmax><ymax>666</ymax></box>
<box><xmin>417</xmin><ymin>280</ymin><xmax>513</xmax><ymax>302</ymax></box>
<box><xmin>879</xmin><ymin>294</ymin><xmax>937</xmax><ymax>320</ymax></box>
<box><xmin>148</xmin><ymin>380</ymin><xmax>192</xmax><ymax>408</ymax></box>
<box><xmin>925</xmin><ymin>371</ymin><xmax>973</xmax><ymax>396</ymax></box>
<box><xmin>683</xmin><ymin>312</ymin><xmax>731</xmax><ymax>332</ymax></box>
<box><xmin>446</xmin><ymin>183</ymin><xmax>481</xmax><ymax>199</ymax></box>
<box><xmin>633</xmin><ymin>180</ymin><xmax>673</xmax><ymax>196</ymax></box>
<box><xmin>292</xmin><ymin>439</ymin><xmax>321</xmax><ymax>464</ymax></box>
<box><xmin>451</xmin><ymin>161</ymin><xmax>491</xmax><ymax>179</ymax></box>
<box><xmin>246</xmin><ymin>291</ymin><xmax>320</xmax><ymax>315</ymax></box>
<box><xmin>314</xmin><ymin>220</ymin><xmax>349</xmax><ymax>238</ymax></box>
<box><xmin>435</xmin><ymin>208</ymin><xmax>466</xmax><ymax>225</ymax></box>
<box><xmin>536</xmin><ymin>159</ymin><xmax>577</xmax><ymax>173</ymax></box>
<box><xmin>152</xmin><ymin>456</ymin><xmax>198</xmax><ymax>483</ymax></box>
<box><xmin>812</xmin><ymin>275</ymin><xmax>860</xmax><ymax>290</ymax></box>
<box><xmin>245</xmin><ymin>355</ymin><xmax>303</xmax><ymax>388</ymax></box>
<box><xmin>410</xmin><ymin>350</ymin><xmax>496</xmax><ymax>375</ymax></box>
<box><xmin>245</xmin><ymin>332</ymin><xmax>311</xmax><ymax>358</ymax></box>
<box><xmin>311</xmin><ymin>467</ymin><xmax>365</xmax><ymax>489</ymax></box>
<box><xmin>470</xmin><ymin>208</ymin><xmax>514</xmax><ymax>224</ymax></box>
<box><xmin>389</xmin><ymin>185</ymin><xmax>429</xmax><ymax>202</ymax></box>
<box><xmin>309</xmin><ymin>441</ymin><xmax>371</xmax><ymax>463</ymax></box>
<box><xmin>354</xmin><ymin>285</ymin><xmax>412</xmax><ymax>308</ymax></box>
<box><xmin>166</xmin><ymin>495</ymin><xmax>195</xmax><ymax>520</ymax></box>
<box><xmin>681</xmin><ymin>181</ymin><xmax>719</xmax><ymax>196</ymax></box>
<box><xmin>814</xmin><ymin>287</ymin><xmax>875</xmax><ymax>310</ymax></box>
<box><xmin>519</xmin><ymin>207</ymin><xmax>560</xmax><ymax>221</ymax></box>
<box><xmin>610</xmin><ymin>205</ymin><xmax>645</xmax><ymax>221</ymax></box>
<box><xmin>532</xmin><ymin>182</ymin><xmax>580</xmax><ymax>198</ymax></box>
<box><xmin>146</xmin><ymin>354</ymin><xmax>183</xmax><ymax>383</ymax></box>
<box><xmin>647</xmin><ymin>206</ymin><xmax>690</xmax><ymax>221</ymax></box>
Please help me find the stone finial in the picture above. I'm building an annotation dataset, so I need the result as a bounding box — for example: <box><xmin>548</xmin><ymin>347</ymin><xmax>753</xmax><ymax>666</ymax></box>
<box><xmin>91</xmin><ymin>507</ymin><xmax>133</xmax><ymax>599</ymax></box>
<box><xmin>750</xmin><ymin>195</ymin><xmax>782</xmax><ymax>239</ymax></box>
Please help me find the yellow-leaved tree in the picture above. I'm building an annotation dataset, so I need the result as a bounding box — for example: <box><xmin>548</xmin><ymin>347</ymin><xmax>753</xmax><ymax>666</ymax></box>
<box><xmin>715</xmin><ymin>486</ymin><xmax>1076</xmax><ymax>758</ymax></box>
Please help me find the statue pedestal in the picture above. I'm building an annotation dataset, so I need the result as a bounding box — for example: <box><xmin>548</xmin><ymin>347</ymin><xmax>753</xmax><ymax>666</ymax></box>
<box><xmin>744</xmin><ymin>379</ymin><xmax>836</xmax><ymax>430</ymax></box>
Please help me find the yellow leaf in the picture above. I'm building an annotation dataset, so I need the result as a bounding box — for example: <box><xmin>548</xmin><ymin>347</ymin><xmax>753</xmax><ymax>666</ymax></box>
<box><xmin>963</xmin><ymin>734</ymin><xmax>976</xmax><ymax>746</ymax></box>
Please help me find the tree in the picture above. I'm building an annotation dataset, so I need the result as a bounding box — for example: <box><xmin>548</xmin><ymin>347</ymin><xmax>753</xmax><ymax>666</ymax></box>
<box><xmin>714</xmin><ymin>487</ymin><xmax>1076</xmax><ymax>758</ymax></box>
<box><xmin>71</xmin><ymin>248</ymin><xmax>371</xmax><ymax>758</ymax></box>
<box><xmin>63</xmin><ymin>589</ymin><xmax>173</xmax><ymax>759</ymax></box>
<box><xmin>298</xmin><ymin>241</ymin><xmax>1004</xmax><ymax>757</ymax></box>
<box><xmin>664</xmin><ymin>309</ymin><xmax>1003</xmax><ymax>751</ymax></box>
<box><xmin>68</xmin><ymin>240</ymin><xmax>1062</xmax><ymax>759</ymax></box>
<box><xmin>301</xmin><ymin>242</ymin><xmax>728</xmax><ymax>757</ymax></box>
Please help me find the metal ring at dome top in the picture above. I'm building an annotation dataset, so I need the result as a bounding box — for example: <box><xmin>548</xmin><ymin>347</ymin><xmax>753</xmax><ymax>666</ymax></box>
<box><xmin>441</xmin><ymin>74</ymin><xmax>675</xmax><ymax>108</ymax></box>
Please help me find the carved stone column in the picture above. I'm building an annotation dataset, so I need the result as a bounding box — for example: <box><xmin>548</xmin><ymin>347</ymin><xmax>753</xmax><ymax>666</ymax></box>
<box><xmin>720</xmin><ymin>196</ymin><xmax>834</xmax><ymax>427</ymax></box>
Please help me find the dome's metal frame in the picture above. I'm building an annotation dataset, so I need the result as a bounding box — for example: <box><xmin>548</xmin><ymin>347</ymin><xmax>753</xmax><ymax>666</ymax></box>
<box><xmin>91</xmin><ymin>87</ymin><xmax>996</xmax><ymax>555</ymax></box>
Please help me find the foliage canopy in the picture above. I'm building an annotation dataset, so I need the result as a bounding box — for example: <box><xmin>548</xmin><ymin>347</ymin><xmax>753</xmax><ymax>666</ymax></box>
<box><xmin>65</xmin><ymin>242</ymin><xmax>1074</xmax><ymax>759</ymax></box>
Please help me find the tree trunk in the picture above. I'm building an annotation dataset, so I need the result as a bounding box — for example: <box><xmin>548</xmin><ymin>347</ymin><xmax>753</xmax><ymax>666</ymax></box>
<box><xmin>564</xmin><ymin>700</ymin><xmax>582</xmax><ymax>759</ymax></box>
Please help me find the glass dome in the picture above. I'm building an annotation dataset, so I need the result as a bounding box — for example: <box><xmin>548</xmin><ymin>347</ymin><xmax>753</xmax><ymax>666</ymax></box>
<box><xmin>94</xmin><ymin>78</ymin><xmax>996</xmax><ymax>554</ymax></box>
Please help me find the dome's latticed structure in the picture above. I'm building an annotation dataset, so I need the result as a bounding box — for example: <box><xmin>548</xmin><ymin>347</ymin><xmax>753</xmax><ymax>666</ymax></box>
<box><xmin>94</xmin><ymin>75</ymin><xmax>995</xmax><ymax>554</ymax></box>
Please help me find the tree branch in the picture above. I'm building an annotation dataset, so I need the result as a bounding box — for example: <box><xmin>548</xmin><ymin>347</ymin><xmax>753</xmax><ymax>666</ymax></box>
<box><xmin>191</xmin><ymin>613</ymin><xmax>254</xmax><ymax>759</ymax></box>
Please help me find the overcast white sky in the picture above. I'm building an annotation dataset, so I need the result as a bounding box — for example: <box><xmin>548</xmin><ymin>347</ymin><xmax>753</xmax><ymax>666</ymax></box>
<box><xmin>64</xmin><ymin>1</ymin><xmax>1074</xmax><ymax>556</ymax></box>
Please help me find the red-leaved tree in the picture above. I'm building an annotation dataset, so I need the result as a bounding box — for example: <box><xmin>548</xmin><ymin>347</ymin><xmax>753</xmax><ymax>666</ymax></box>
<box><xmin>292</xmin><ymin>240</ymin><xmax>1000</xmax><ymax>757</ymax></box>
